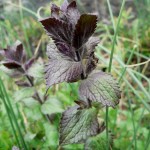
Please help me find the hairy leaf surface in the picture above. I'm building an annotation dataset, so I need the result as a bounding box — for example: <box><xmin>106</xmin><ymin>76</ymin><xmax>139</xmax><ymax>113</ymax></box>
<box><xmin>45</xmin><ymin>60</ymin><xmax>82</xmax><ymax>88</ymax></box>
<box><xmin>45</xmin><ymin>43</ymin><xmax>82</xmax><ymax>88</ymax></box>
<box><xmin>79</xmin><ymin>71</ymin><xmax>121</xmax><ymax>107</ymax></box>
<box><xmin>59</xmin><ymin>105</ymin><xmax>99</xmax><ymax>145</ymax></box>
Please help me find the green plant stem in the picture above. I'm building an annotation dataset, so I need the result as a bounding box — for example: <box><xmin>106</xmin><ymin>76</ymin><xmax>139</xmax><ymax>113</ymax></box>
<box><xmin>106</xmin><ymin>0</ymin><xmax>116</xmax><ymax>32</ymax></box>
<box><xmin>108</xmin><ymin>0</ymin><xmax>126</xmax><ymax>72</ymax></box>
<box><xmin>0</xmin><ymin>85</ymin><xmax>21</xmax><ymax>148</ymax></box>
<box><xmin>127</xmin><ymin>89</ymin><xmax>137</xmax><ymax>150</ymax></box>
<box><xmin>0</xmin><ymin>79</ymin><xmax>28</xmax><ymax>150</ymax></box>
<box><xmin>23</xmin><ymin>67</ymin><xmax>53</xmax><ymax>123</ymax></box>
<box><xmin>112</xmin><ymin>46</ymin><xmax>136</xmax><ymax>129</ymax></box>
<box><xmin>106</xmin><ymin>0</ymin><xmax>126</xmax><ymax>149</ymax></box>
<box><xmin>118</xmin><ymin>47</ymin><xmax>136</xmax><ymax>82</ymax></box>
<box><xmin>16</xmin><ymin>103</ymin><xmax>26</xmax><ymax>133</ymax></box>
<box><xmin>128</xmin><ymin>108</ymin><xmax>145</xmax><ymax>150</ymax></box>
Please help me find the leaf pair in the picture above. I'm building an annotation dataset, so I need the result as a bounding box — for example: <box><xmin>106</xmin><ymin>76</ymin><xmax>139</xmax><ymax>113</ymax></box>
<box><xmin>1</xmin><ymin>41</ymin><xmax>26</xmax><ymax>69</ymax></box>
<box><xmin>0</xmin><ymin>41</ymin><xmax>35</xmax><ymax>87</ymax></box>
<box><xmin>0</xmin><ymin>41</ymin><xmax>35</xmax><ymax>72</ymax></box>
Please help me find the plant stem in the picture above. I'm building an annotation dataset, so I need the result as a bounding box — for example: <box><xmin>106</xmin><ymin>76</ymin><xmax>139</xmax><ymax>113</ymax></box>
<box><xmin>108</xmin><ymin>0</ymin><xmax>126</xmax><ymax>72</ymax></box>
<box><xmin>24</xmin><ymin>69</ymin><xmax>53</xmax><ymax>123</ymax></box>
<box><xmin>106</xmin><ymin>0</ymin><xmax>126</xmax><ymax>149</ymax></box>
<box><xmin>127</xmin><ymin>90</ymin><xmax>137</xmax><ymax>150</ymax></box>
<box><xmin>128</xmin><ymin>108</ymin><xmax>145</xmax><ymax>150</ymax></box>
<box><xmin>105</xmin><ymin>106</ymin><xmax>109</xmax><ymax>150</ymax></box>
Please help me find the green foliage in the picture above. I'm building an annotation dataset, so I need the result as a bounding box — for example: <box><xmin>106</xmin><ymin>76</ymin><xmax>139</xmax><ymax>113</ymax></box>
<box><xmin>84</xmin><ymin>131</ymin><xmax>113</xmax><ymax>150</ymax></box>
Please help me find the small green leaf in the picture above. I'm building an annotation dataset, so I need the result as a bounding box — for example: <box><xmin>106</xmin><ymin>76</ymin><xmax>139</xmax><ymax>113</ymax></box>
<box><xmin>59</xmin><ymin>105</ymin><xmax>99</xmax><ymax>145</ymax></box>
<box><xmin>22</xmin><ymin>97</ymin><xmax>39</xmax><ymax>108</ymax></box>
<box><xmin>27</xmin><ymin>63</ymin><xmax>44</xmax><ymax>78</ymax></box>
<box><xmin>13</xmin><ymin>87</ymin><xmax>35</xmax><ymax>102</ymax></box>
<box><xmin>79</xmin><ymin>71</ymin><xmax>121</xmax><ymax>107</ymax></box>
<box><xmin>84</xmin><ymin>131</ymin><xmax>113</xmax><ymax>150</ymax></box>
<box><xmin>41</xmin><ymin>98</ymin><xmax>64</xmax><ymax>115</ymax></box>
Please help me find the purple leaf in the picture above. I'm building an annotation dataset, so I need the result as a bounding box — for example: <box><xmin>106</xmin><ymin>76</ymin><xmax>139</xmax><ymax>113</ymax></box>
<box><xmin>59</xmin><ymin>105</ymin><xmax>99</xmax><ymax>145</ymax></box>
<box><xmin>79</xmin><ymin>71</ymin><xmax>121</xmax><ymax>107</ymax></box>
<box><xmin>2</xmin><ymin>41</ymin><xmax>26</xmax><ymax>69</ymax></box>
<box><xmin>56</xmin><ymin>42</ymin><xmax>76</xmax><ymax>60</ymax></box>
<box><xmin>15</xmin><ymin>80</ymin><xmax>31</xmax><ymax>87</ymax></box>
<box><xmin>73</xmin><ymin>14</ymin><xmax>97</xmax><ymax>49</ymax></box>
<box><xmin>61</xmin><ymin>0</ymin><xmax>69</xmax><ymax>12</ymax></box>
<box><xmin>86</xmin><ymin>36</ymin><xmax>100</xmax><ymax>56</ymax></box>
<box><xmin>45</xmin><ymin>59</ymin><xmax>82</xmax><ymax>88</ymax></box>
<box><xmin>15</xmin><ymin>40</ymin><xmax>24</xmax><ymax>62</ymax></box>
<box><xmin>46</xmin><ymin>43</ymin><xmax>75</xmax><ymax>60</ymax></box>
<box><xmin>51</xmin><ymin>4</ymin><xmax>60</xmax><ymax>19</ymax></box>
<box><xmin>39</xmin><ymin>17</ymin><xmax>73</xmax><ymax>44</ymax></box>
<box><xmin>3</xmin><ymin>61</ymin><xmax>21</xmax><ymax>69</ymax></box>
<box><xmin>25</xmin><ymin>57</ymin><xmax>35</xmax><ymax>70</ymax></box>
<box><xmin>85</xmin><ymin>53</ymin><xmax>99</xmax><ymax>75</ymax></box>
<box><xmin>66</xmin><ymin>1</ymin><xmax>80</xmax><ymax>27</ymax></box>
<box><xmin>45</xmin><ymin>42</ymin><xmax>82</xmax><ymax>89</ymax></box>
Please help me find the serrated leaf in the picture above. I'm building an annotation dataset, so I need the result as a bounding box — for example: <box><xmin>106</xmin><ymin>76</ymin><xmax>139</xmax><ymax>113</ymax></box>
<box><xmin>86</xmin><ymin>37</ymin><xmax>100</xmax><ymax>55</ymax></box>
<box><xmin>79</xmin><ymin>71</ymin><xmax>121</xmax><ymax>107</ymax></box>
<box><xmin>59</xmin><ymin>105</ymin><xmax>99</xmax><ymax>145</ymax></box>
<box><xmin>39</xmin><ymin>17</ymin><xmax>72</xmax><ymax>44</ymax></box>
<box><xmin>73</xmin><ymin>14</ymin><xmax>97</xmax><ymax>49</ymax></box>
<box><xmin>84</xmin><ymin>130</ymin><xmax>113</xmax><ymax>150</ymax></box>
<box><xmin>41</xmin><ymin>98</ymin><xmax>64</xmax><ymax>115</ymax></box>
<box><xmin>45</xmin><ymin>59</ymin><xmax>82</xmax><ymax>88</ymax></box>
<box><xmin>66</xmin><ymin>1</ymin><xmax>80</xmax><ymax>26</ymax></box>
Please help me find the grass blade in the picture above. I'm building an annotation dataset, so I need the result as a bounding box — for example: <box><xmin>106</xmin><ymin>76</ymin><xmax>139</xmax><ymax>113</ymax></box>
<box><xmin>106</xmin><ymin>0</ymin><xmax>126</xmax><ymax>149</ymax></box>
<box><xmin>0</xmin><ymin>85</ymin><xmax>21</xmax><ymax>148</ymax></box>
<box><xmin>0</xmin><ymin>78</ymin><xmax>28</xmax><ymax>150</ymax></box>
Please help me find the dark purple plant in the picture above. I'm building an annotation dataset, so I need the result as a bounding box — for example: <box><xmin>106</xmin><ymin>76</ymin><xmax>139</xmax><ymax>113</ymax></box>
<box><xmin>0</xmin><ymin>41</ymin><xmax>47</xmax><ymax>103</ymax></box>
<box><xmin>40</xmin><ymin>0</ymin><xmax>121</xmax><ymax>146</ymax></box>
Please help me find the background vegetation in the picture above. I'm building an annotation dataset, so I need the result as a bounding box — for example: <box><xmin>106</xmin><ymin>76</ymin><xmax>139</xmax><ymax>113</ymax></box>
<box><xmin>0</xmin><ymin>0</ymin><xmax>150</xmax><ymax>149</ymax></box>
